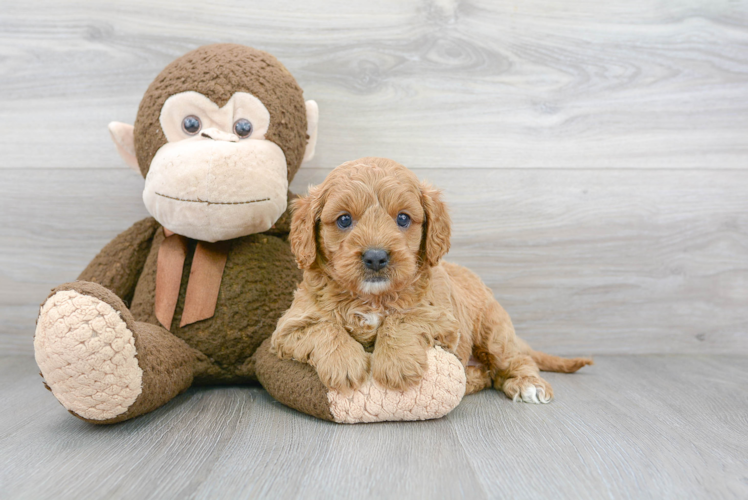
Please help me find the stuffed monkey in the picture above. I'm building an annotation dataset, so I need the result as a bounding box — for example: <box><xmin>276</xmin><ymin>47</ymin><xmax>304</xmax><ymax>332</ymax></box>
<box><xmin>34</xmin><ymin>44</ymin><xmax>466</xmax><ymax>424</ymax></box>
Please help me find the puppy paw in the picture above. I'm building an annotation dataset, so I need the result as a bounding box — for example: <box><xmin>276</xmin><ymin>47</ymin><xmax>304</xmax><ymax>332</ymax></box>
<box><xmin>371</xmin><ymin>347</ymin><xmax>429</xmax><ymax>391</ymax></box>
<box><xmin>502</xmin><ymin>376</ymin><xmax>553</xmax><ymax>404</ymax></box>
<box><xmin>269</xmin><ymin>336</ymin><xmax>299</xmax><ymax>361</ymax></box>
<box><xmin>315</xmin><ymin>342</ymin><xmax>371</xmax><ymax>393</ymax></box>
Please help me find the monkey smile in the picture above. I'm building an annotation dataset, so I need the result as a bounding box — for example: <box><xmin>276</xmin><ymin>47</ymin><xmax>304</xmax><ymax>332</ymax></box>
<box><xmin>156</xmin><ymin>192</ymin><xmax>270</xmax><ymax>205</ymax></box>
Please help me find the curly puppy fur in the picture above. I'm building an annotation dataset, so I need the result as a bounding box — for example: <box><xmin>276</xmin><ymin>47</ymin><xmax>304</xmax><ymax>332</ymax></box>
<box><xmin>271</xmin><ymin>157</ymin><xmax>592</xmax><ymax>402</ymax></box>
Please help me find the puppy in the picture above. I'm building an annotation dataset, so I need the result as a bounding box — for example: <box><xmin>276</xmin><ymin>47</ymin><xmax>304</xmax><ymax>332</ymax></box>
<box><xmin>271</xmin><ymin>157</ymin><xmax>592</xmax><ymax>403</ymax></box>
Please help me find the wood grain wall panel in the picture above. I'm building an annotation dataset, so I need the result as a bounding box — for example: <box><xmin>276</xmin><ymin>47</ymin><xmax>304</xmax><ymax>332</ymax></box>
<box><xmin>0</xmin><ymin>0</ymin><xmax>747</xmax><ymax>170</ymax></box>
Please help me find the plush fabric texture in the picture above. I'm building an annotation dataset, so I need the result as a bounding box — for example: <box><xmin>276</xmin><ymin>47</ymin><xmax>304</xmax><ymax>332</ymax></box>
<box><xmin>143</xmin><ymin>137</ymin><xmax>289</xmax><ymax>241</ymax></box>
<box><xmin>254</xmin><ymin>338</ymin><xmax>334</xmax><ymax>421</ymax></box>
<box><xmin>77</xmin><ymin>217</ymin><xmax>160</xmax><ymax>306</ymax></box>
<box><xmin>35</xmin><ymin>282</ymin><xmax>200</xmax><ymax>424</ymax></box>
<box><xmin>35</xmin><ymin>287</ymin><xmax>143</xmax><ymax>421</ymax></box>
<box><xmin>108</xmin><ymin>122</ymin><xmax>139</xmax><ymax>171</ymax></box>
<box><xmin>133</xmin><ymin>44</ymin><xmax>308</xmax><ymax>181</ymax></box>
<box><xmin>327</xmin><ymin>347</ymin><xmax>466</xmax><ymax>424</ymax></box>
<box><xmin>95</xmin><ymin>320</ymin><xmax>198</xmax><ymax>425</ymax></box>
<box><xmin>126</xmin><ymin>224</ymin><xmax>301</xmax><ymax>382</ymax></box>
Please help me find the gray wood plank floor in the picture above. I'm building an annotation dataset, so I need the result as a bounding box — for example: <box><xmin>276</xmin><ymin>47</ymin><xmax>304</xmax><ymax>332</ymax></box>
<box><xmin>1</xmin><ymin>355</ymin><xmax>746</xmax><ymax>500</ymax></box>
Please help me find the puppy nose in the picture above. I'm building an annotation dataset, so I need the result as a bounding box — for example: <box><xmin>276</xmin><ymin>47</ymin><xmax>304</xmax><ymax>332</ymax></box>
<box><xmin>362</xmin><ymin>248</ymin><xmax>390</xmax><ymax>271</ymax></box>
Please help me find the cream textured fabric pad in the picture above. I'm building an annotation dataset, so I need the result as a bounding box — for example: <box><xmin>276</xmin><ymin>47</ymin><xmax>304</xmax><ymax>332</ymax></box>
<box><xmin>327</xmin><ymin>347</ymin><xmax>466</xmax><ymax>424</ymax></box>
<box><xmin>34</xmin><ymin>291</ymin><xmax>143</xmax><ymax>420</ymax></box>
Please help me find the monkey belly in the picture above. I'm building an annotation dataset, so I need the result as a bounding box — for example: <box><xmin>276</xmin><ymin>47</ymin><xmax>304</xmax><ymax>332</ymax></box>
<box><xmin>129</xmin><ymin>227</ymin><xmax>302</xmax><ymax>383</ymax></box>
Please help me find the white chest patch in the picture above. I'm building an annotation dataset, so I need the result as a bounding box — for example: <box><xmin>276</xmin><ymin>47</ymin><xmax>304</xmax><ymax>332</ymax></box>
<box><xmin>356</xmin><ymin>312</ymin><xmax>382</xmax><ymax>329</ymax></box>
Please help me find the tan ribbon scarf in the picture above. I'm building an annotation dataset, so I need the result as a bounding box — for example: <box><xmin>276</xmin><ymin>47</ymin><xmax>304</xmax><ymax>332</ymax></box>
<box><xmin>155</xmin><ymin>228</ymin><xmax>230</xmax><ymax>329</ymax></box>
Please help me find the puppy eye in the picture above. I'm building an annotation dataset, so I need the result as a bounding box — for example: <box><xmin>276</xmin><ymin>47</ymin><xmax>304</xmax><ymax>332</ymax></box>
<box><xmin>233</xmin><ymin>118</ymin><xmax>253</xmax><ymax>138</ymax></box>
<box><xmin>182</xmin><ymin>115</ymin><xmax>201</xmax><ymax>135</ymax></box>
<box><xmin>336</xmin><ymin>214</ymin><xmax>353</xmax><ymax>230</ymax></box>
<box><xmin>396</xmin><ymin>213</ymin><xmax>411</xmax><ymax>228</ymax></box>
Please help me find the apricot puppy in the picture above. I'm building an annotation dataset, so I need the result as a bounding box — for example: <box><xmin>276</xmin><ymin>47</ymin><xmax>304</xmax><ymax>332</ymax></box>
<box><xmin>271</xmin><ymin>157</ymin><xmax>592</xmax><ymax>403</ymax></box>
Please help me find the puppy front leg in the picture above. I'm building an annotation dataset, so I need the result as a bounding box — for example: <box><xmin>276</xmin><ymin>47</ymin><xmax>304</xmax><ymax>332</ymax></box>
<box><xmin>273</xmin><ymin>319</ymin><xmax>370</xmax><ymax>393</ymax></box>
<box><xmin>371</xmin><ymin>314</ymin><xmax>431</xmax><ymax>391</ymax></box>
<box><xmin>310</xmin><ymin>323</ymin><xmax>371</xmax><ymax>393</ymax></box>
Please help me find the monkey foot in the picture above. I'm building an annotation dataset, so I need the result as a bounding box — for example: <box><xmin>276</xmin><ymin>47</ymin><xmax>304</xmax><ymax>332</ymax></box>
<box><xmin>326</xmin><ymin>347</ymin><xmax>466</xmax><ymax>423</ymax></box>
<box><xmin>35</xmin><ymin>284</ymin><xmax>143</xmax><ymax>421</ymax></box>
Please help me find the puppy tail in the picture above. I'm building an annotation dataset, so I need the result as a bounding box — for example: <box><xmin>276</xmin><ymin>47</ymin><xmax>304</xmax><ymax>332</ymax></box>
<box><xmin>516</xmin><ymin>337</ymin><xmax>593</xmax><ymax>373</ymax></box>
<box><xmin>531</xmin><ymin>350</ymin><xmax>593</xmax><ymax>373</ymax></box>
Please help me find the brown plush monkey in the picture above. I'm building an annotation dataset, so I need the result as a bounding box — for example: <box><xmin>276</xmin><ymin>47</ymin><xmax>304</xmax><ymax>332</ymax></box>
<box><xmin>34</xmin><ymin>44</ymin><xmax>465</xmax><ymax>424</ymax></box>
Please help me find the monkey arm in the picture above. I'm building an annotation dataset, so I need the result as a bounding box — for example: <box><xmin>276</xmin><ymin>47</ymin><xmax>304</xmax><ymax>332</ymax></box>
<box><xmin>77</xmin><ymin>217</ymin><xmax>160</xmax><ymax>305</ymax></box>
<box><xmin>256</xmin><ymin>338</ymin><xmax>467</xmax><ymax>424</ymax></box>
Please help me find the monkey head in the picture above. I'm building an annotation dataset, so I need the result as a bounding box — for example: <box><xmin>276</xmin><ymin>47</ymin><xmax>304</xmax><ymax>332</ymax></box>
<box><xmin>108</xmin><ymin>44</ymin><xmax>319</xmax><ymax>242</ymax></box>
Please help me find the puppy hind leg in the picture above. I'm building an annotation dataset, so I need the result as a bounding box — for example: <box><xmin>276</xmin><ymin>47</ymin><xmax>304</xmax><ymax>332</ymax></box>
<box><xmin>465</xmin><ymin>365</ymin><xmax>492</xmax><ymax>395</ymax></box>
<box><xmin>477</xmin><ymin>302</ymin><xmax>553</xmax><ymax>404</ymax></box>
<box><xmin>494</xmin><ymin>355</ymin><xmax>553</xmax><ymax>404</ymax></box>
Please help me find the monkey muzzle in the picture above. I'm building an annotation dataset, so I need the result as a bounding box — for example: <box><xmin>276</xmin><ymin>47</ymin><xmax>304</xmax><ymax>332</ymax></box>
<box><xmin>142</xmin><ymin>137</ymin><xmax>288</xmax><ymax>242</ymax></box>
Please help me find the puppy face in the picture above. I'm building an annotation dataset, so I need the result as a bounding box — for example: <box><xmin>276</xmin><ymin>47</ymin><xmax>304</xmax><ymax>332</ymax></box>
<box><xmin>290</xmin><ymin>157</ymin><xmax>451</xmax><ymax>297</ymax></box>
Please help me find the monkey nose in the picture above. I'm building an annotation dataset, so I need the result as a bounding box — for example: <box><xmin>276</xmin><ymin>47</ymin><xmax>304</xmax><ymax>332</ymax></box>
<box><xmin>200</xmin><ymin>127</ymin><xmax>239</xmax><ymax>142</ymax></box>
<box><xmin>362</xmin><ymin>248</ymin><xmax>390</xmax><ymax>271</ymax></box>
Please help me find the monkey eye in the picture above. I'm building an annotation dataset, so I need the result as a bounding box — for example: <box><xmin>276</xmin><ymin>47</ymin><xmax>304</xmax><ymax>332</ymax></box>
<box><xmin>396</xmin><ymin>213</ymin><xmax>411</xmax><ymax>228</ymax></box>
<box><xmin>336</xmin><ymin>214</ymin><xmax>353</xmax><ymax>230</ymax></box>
<box><xmin>182</xmin><ymin>115</ymin><xmax>201</xmax><ymax>135</ymax></box>
<box><xmin>233</xmin><ymin>118</ymin><xmax>253</xmax><ymax>138</ymax></box>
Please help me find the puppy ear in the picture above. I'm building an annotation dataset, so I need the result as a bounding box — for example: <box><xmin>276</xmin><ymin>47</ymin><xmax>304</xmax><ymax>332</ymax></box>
<box><xmin>420</xmin><ymin>182</ymin><xmax>451</xmax><ymax>266</ymax></box>
<box><xmin>289</xmin><ymin>189</ymin><xmax>320</xmax><ymax>269</ymax></box>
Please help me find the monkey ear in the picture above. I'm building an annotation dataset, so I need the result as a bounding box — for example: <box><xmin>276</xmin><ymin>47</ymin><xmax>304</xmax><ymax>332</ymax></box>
<box><xmin>108</xmin><ymin>122</ymin><xmax>140</xmax><ymax>173</ymax></box>
<box><xmin>289</xmin><ymin>190</ymin><xmax>319</xmax><ymax>269</ymax></box>
<box><xmin>303</xmin><ymin>100</ymin><xmax>319</xmax><ymax>163</ymax></box>
<box><xmin>420</xmin><ymin>182</ymin><xmax>452</xmax><ymax>267</ymax></box>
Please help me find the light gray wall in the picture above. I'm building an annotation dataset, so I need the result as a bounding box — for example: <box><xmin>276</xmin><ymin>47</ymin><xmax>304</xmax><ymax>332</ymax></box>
<box><xmin>1</xmin><ymin>0</ymin><xmax>746</xmax><ymax>355</ymax></box>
